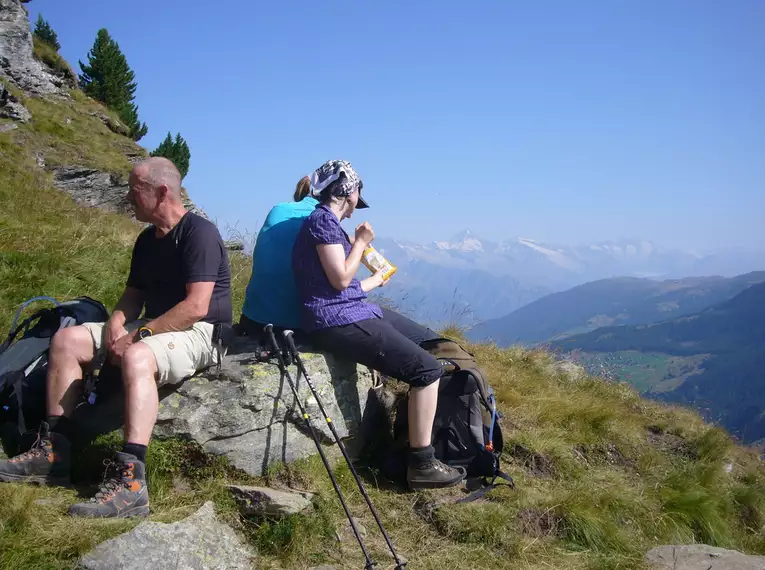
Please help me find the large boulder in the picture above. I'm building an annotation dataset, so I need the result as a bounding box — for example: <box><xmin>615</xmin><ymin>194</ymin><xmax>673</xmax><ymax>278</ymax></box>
<box><xmin>75</xmin><ymin>335</ymin><xmax>380</xmax><ymax>477</ymax></box>
<box><xmin>645</xmin><ymin>544</ymin><xmax>765</xmax><ymax>570</ymax></box>
<box><xmin>80</xmin><ymin>501</ymin><xmax>256</xmax><ymax>570</ymax></box>
<box><xmin>0</xmin><ymin>0</ymin><xmax>62</xmax><ymax>96</ymax></box>
<box><xmin>155</xmin><ymin>337</ymin><xmax>376</xmax><ymax>476</ymax></box>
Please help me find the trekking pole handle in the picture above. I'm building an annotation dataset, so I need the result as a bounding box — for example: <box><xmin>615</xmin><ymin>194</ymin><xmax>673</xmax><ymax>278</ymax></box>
<box><xmin>282</xmin><ymin>331</ymin><xmax>321</xmax><ymax>397</ymax></box>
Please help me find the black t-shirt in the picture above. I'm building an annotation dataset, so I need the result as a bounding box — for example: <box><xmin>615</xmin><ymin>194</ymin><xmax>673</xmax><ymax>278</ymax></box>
<box><xmin>126</xmin><ymin>212</ymin><xmax>232</xmax><ymax>325</ymax></box>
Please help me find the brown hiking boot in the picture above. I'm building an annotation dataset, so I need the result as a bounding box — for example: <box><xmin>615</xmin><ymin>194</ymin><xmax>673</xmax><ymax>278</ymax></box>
<box><xmin>407</xmin><ymin>458</ymin><xmax>466</xmax><ymax>490</ymax></box>
<box><xmin>0</xmin><ymin>422</ymin><xmax>71</xmax><ymax>486</ymax></box>
<box><xmin>68</xmin><ymin>452</ymin><xmax>150</xmax><ymax>518</ymax></box>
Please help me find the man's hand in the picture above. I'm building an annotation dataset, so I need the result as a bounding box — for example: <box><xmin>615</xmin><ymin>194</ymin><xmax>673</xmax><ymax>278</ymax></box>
<box><xmin>104</xmin><ymin>320</ymin><xmax>129</xmax><ymax>349</ymax></box>
<box><xmin>355</xmin><ymin>222</ymin><xmax>375</xmax><ymax>247</ymax></box>
<box><xmin>108</xmin><ymin>333</ymin><xmax>135</xmax><ymax>366</ymax></box>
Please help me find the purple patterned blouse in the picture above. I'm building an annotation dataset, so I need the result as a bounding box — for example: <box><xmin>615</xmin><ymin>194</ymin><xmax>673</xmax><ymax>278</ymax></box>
<box><xmin>292</xmin><ymin>205</ymin><xmax>382</xmax><ymax>332</ymax></box>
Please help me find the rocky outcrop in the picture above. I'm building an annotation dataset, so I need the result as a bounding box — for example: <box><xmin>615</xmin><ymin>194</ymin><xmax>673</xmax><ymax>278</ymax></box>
<box><xmin>0</xmin><ymin>81</ymin><xmax>29</xmax><ymax>121</ymax></box>
<box><xmin>0</xmin><ymin>0</ymin><xmax>62</xmax><ymax>96</ymax></box>
<box><xmin>645</xmin><ymin>544</ymin><xmax>765</xmax><ymax>570</ymax></box>
<box><xmin>50</xmin><ymin>166</ymin><xmax>132</xmax><ymax>214</ymax></box>
<box><xmin>80</xmin><ymin>501</ymin><xmax>256</xmax><ymax>570</ymax></box>
<box><xmin>74</xmin><ymin>336</ymin><xmax>379</xmax><ymax>477</ymax></box>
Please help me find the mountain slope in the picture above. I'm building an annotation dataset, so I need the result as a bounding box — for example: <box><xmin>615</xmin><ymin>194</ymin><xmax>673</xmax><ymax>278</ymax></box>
<box><xmin>554</xmin><ymin>283</ymin><xmax>765</xmax><ymax>443</ymax></box>
<box><xmin>468</xmin><ymin>272</ymin><xmax>765</xmax><ymax>346</ymax></box>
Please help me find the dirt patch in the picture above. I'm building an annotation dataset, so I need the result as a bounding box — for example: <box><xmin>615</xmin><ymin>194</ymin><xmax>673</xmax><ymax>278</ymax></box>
<box><xmin>573</xmin><ymin>443</ymin><xmax>636</xmax><ymax>470</ymax></box>
<box><xmin>646</xmin><ymin>425</ymin><xmax>698</xmax><ymax>460</ymax></box>
<box><xmin>517</xmin><ymin>507</ymin><xmax>561</xmax><ymax>538</ymax></box>
<box><xmin>508</xmin><ymin>444</ymin><xmax>556</xmax><ymax>479</ymax></box>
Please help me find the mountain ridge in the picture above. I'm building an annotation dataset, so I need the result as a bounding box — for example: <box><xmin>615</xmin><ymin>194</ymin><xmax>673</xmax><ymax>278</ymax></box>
<box><xmin>468</xmin><ymin>270</ymin><xmax>765</xmax><ymax>346</ymax></box>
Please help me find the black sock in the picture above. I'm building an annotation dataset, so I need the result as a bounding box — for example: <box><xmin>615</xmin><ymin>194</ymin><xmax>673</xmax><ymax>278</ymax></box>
<box><xmin>122</xmin><ymin>442</ymin><xmax>148</xmax><ymax>463</ymax></box>
<box><xmin>46</xmin><ymin>415</ymin><xmax>73</xmax><ymax>439</ymax></box>
<box><xmin>408</xmin><ymin>445</ymin><xmax>435</xmax><ymax>468</ymax></box>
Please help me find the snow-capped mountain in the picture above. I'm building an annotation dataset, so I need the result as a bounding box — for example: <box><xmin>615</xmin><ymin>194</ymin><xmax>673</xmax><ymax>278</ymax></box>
<box><xmin>367</xmin><ymin>231</ymin><xmax>765</xmax><ymax>328</ymax></box>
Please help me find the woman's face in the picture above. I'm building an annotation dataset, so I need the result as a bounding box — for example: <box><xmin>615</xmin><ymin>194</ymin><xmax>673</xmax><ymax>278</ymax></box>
<box><xmin>342</xmin><ymin>191</ymin><xmax>359</xmax><ymax>219</ymax></box>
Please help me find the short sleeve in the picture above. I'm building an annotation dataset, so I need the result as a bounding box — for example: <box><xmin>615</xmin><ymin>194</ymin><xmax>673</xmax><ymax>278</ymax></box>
<box><xmin>179</xmin><ymin>218</ymin><xmax>223</xmax><ymax>283</ymax></box>
<box><xmin>307</xmin><ymin>211</ymin><xmax>345</xmax><ymax>246</ymax></box>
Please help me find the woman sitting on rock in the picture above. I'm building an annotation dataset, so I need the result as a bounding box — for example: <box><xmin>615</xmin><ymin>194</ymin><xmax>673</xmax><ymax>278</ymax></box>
<box><xmin>291</xmin><ymin>159</ymin><xmax>466</xmax><ymax>491</ymax></box>
<box><xmin>239</xmin><ymin>176</ymin><xmax>317</xmax><ymax>341</ymax></box>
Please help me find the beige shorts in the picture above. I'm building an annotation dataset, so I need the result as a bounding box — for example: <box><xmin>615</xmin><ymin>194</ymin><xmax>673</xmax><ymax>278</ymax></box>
<box><xmin>82</xmin><ymin>319</ymin><xmax>219</xmax><ymax>386</ymax></box>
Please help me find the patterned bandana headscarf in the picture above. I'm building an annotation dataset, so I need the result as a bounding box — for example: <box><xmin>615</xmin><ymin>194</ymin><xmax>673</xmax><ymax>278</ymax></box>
<box><xmin>309</xmin><ymin>159</ymin><xmax>368</xmax><ymax>208</ymax></box>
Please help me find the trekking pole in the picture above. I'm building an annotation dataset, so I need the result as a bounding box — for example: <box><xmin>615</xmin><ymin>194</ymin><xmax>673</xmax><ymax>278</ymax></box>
<box><xmin>263</xmin><ymin>325</ymin><xmax>377</xmax><ymax>570</ymax></box>
<box><xmin>282</xmin><ymin>330</ymin><xmax>408</xmax><ymax>570</ymax></box>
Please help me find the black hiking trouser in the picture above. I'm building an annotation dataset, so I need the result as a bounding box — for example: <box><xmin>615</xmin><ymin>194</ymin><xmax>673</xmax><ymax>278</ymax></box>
<box><xmin>309</xmin><ymin>308</ymin><xmax>442</xmax><ymax>388</ymax></box>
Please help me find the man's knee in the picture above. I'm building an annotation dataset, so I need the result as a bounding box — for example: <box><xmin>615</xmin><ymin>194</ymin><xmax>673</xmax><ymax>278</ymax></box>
<box><xmin>50</xmin><ymin>325</ymin><xmax>95</xmax><ymax>363</ymax></box>
<box><xmin>121</xmin><ymin>343</ymin><xmax>158</xmax><ymax>383</ymax></box>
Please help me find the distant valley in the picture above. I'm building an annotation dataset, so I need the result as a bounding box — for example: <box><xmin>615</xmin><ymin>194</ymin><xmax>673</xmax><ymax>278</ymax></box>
<box><xmin>551</xmin><ymin>282</ymin><xmax>765</xmax><ymax>444</ymax></box>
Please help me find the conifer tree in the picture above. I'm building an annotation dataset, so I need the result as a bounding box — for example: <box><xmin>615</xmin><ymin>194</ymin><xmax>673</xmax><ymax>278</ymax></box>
<box><xmin>33</xmin><ymin>14</ymin><xmax>60</xmax><ymax>51</ymax></box>
<box><xmin>78</xmin><ymin>28</ymin><xmax>148</xmax><ymax>141</ymax></box>
<box><xmin>150</xmin><ymin>132</ymin><xmax>191</xmax><ymax>179</ymax></box>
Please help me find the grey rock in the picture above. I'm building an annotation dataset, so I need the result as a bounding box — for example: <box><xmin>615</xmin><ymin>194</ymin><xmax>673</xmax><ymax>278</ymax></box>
<box><xmin>0</xmin><ymin>121</ymin><xmax>16</xmax><ymax>132</ymax></box>
<box><xmin>180</xmin><ymin>189</ymin><xmax>209</xmax><ymax>220</ymax></box>
<box><xmin>153</xmin><ymin>340</ymin><xmax>375</xmax><ymax>476</ymax></box>
<box><xmin>224</xmin><ymin>239</ymin><xmax>245</xmax><ymax>251</ymax></box>
<box><xmin>80</xmin><ymin>501</ymin><xmax>256</xmax><ymax>570</ymax></box>
<box><xmin>0</xmin><ymin>82</ymin><xmax>28</xmax><ymax>121</ymax></box>
<box><xmin>308</xmin><ymin>566</ymin><xmax>340</xmax><ymax>570</ymax></box>
<box><xmin>0</xmin><ymin>0</ymin><xmax>61</xmax><ymax>96</ymax></box>
<box><xmin>336</xmin><ymin>517</ymin><xmax>367</xmax><ymax>542</ymax></box>
<box><xmin>50</xmin><ymin>166</ymin><xmax>132</xmax><ymax>214</ymax></box>
<box><xmin>227</xmin><ymin>485</ymin><xmax>313</xmax><ymax>517</ymax></box>
<box><xmin>75</xmin><ymin>336</ymin><xmax>378</xmax><ymax>477</ymax></box>
<box><xmin>645</xmin><ymin>544</ymin><xmax>765</xmax><ymax>570</ymax></box>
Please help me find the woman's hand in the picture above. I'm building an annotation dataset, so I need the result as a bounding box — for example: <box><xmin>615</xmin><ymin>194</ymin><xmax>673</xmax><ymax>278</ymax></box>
<box><xmin>355</xmin><ymin>222</ymin><xmax>375</xmax><ymax>246</ymax></box>
<box><xmin>361</xmin><ymin>269</ymin><xmax>387</xmax><ymax>292</ymax></box>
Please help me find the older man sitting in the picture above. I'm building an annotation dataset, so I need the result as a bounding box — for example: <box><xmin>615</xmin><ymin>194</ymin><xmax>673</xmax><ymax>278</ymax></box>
<box><xmin>0</xmin><ymin>157</ymin><xmax>232</xmax><ymax>518</ymax></box>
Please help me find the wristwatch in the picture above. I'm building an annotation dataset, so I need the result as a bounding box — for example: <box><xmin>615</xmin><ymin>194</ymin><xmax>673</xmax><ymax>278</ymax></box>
<box><xmin>136</xmin><ymin>326</ymin><xmax>153</xmax><ymax>340</ymax></box>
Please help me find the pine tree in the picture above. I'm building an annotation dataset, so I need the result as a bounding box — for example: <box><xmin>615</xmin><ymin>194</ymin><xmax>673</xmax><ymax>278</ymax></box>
<box><xmin>150</xmin><ymin>131</ymin><xmax>191</xmax><ymax>179</ymax></box>
<box><xmin>33</xmin><ymin>14</ymin><xmax>60</xmax><ymax>51</ymax></box>
<box><xmin>78</xmin><ymin>28</ymin><xmax>148</xmax><ymax>141</ymax></box>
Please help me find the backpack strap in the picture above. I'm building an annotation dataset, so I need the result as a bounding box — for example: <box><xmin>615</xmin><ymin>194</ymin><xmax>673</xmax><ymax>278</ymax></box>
<box><xmin>456</xmin><ymin>471</ymin><xmax>515</xmax><ymax>504</ymax></box>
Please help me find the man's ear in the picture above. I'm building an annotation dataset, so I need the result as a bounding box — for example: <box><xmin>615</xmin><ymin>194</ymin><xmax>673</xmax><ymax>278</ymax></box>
<box><xmin>157</xmin><ymin>184</ymin><xmax>170</xmax><ymax>202</ymax></box>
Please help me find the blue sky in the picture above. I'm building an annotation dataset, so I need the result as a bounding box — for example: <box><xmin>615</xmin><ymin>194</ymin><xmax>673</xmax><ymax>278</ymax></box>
<box><xmin>27</xmin><ymin>0</ymin><xmax>764</xmax><ymax>252</ymax></box>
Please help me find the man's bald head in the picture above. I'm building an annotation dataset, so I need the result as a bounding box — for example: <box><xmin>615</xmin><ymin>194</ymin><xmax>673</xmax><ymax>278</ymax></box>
<box><xmin>132</xmin><ymin>157</ymin><xmax>182</xmax><ymax>200</ymax></box>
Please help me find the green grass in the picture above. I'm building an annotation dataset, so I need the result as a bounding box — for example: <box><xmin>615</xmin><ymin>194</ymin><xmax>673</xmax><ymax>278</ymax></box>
<box><xmin>2</xmin><ymin>63</ymin><xmax>765</xmax><ymax>570</ymax></box>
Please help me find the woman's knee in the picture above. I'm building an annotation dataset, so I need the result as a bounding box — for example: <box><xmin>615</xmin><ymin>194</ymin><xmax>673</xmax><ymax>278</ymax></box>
<box><xmin>402</xmin><ymin>352</ymin><xmax>442</xmax><ymax>388</ymax></box>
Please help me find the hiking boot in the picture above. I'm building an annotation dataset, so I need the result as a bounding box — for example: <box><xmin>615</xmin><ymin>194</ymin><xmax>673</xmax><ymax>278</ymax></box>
<box><xmin>68</xmin><ymin>452</ymin><xmax>149</xmax><ymax>518</ymax></box>
<box><xmin>407</xmin><ymin>458</ymin><xmax>466</xmax><ymax>490</ymax></box>
<box><xmin>0</xmin><ymin>422</ymin><xmax>71</xmax><ymax>486</ymax></box>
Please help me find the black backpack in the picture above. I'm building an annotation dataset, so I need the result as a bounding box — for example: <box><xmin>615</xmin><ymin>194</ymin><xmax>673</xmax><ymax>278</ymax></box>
<box><xmin>0</xmin><ymin>296</ymin><xmax>109</xmax><ymax>450</ymax></box>
<box><xmin>384</xmin><ymin>337</ymin><xmax>514</xmax><ymax>502</ymax></box>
